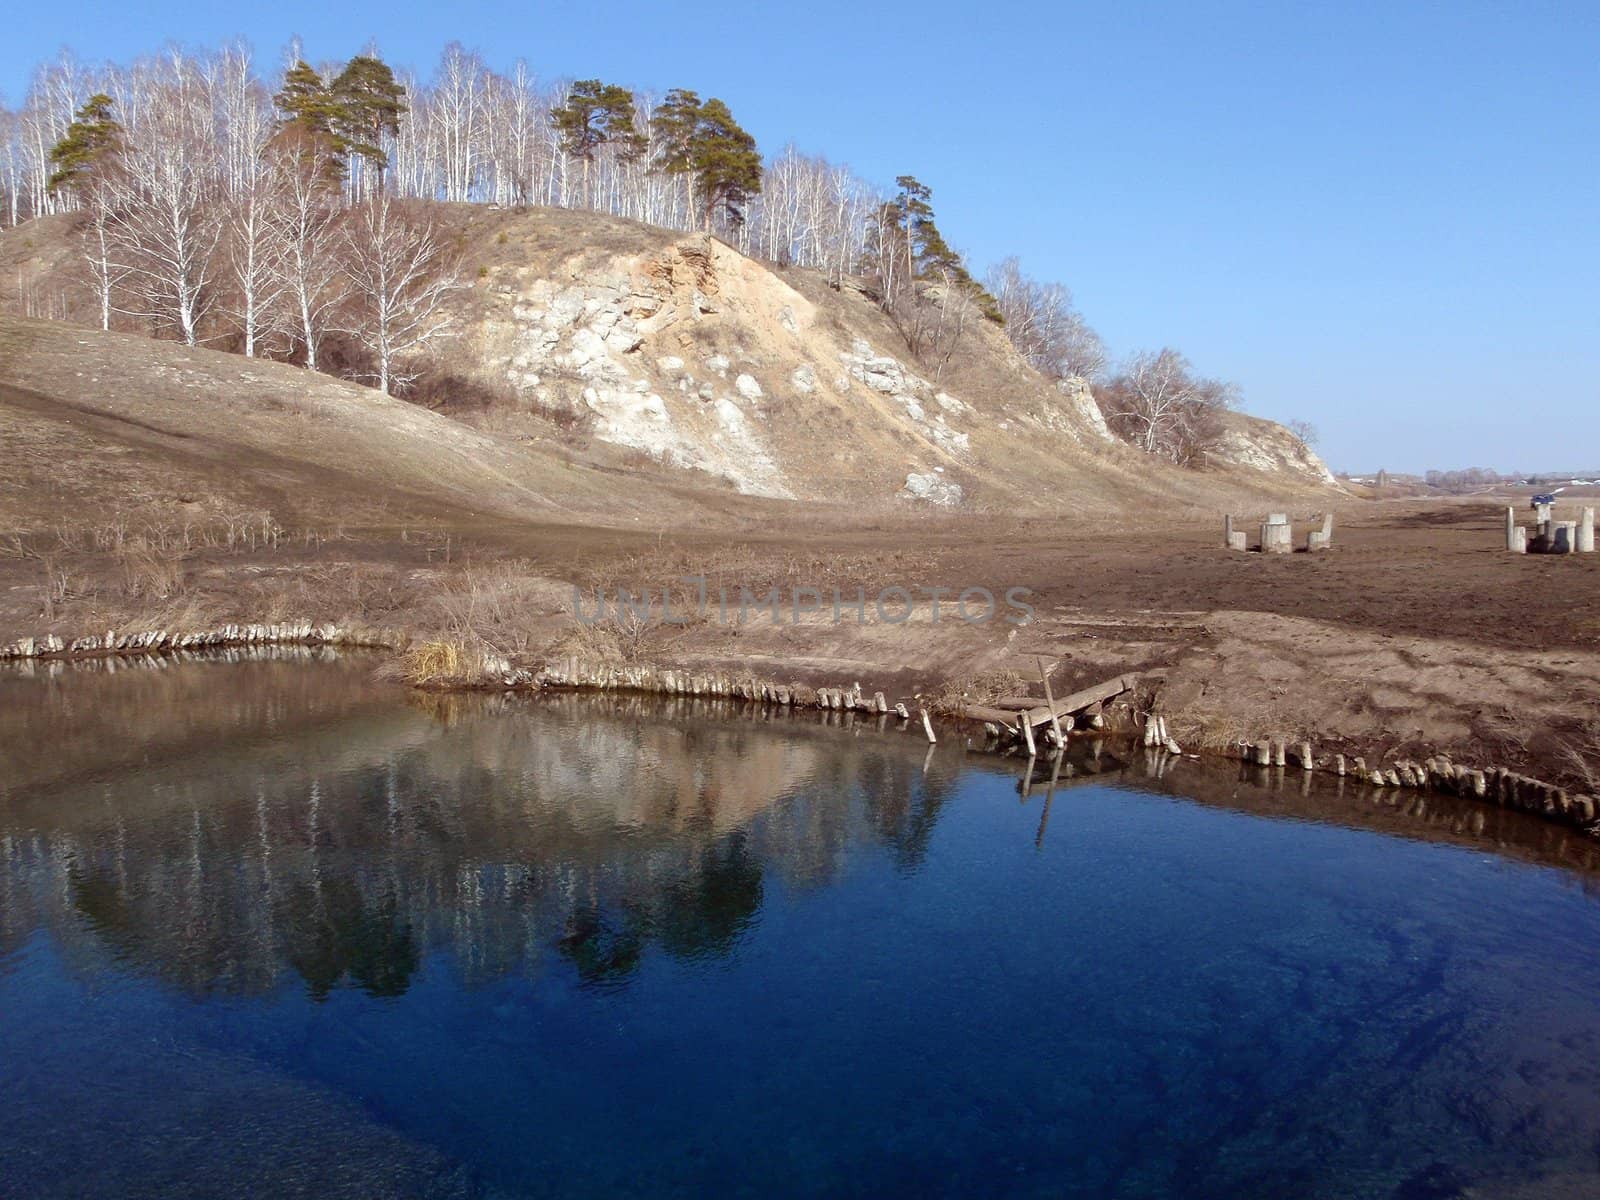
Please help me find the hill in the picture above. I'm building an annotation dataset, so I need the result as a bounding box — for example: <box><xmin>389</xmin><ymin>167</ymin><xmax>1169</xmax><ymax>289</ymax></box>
<box><xmin>0</xmin><ymin>204</ymin><xmax>1335</xmax><ymax>516</ymax></box>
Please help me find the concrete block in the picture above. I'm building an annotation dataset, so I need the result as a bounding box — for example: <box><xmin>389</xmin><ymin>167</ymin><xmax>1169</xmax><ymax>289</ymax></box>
<box><xmin>1261</xmin><ymin>522</ymin><xmax>1293</xmax><ymax>554</ymax></box>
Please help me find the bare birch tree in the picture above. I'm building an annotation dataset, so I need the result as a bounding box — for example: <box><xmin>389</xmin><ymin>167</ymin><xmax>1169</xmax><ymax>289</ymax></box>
<box><xmin>341</xmin><ymin>193</ymin><xmax>460</xmax><ymax>393</ymax></box>
<box><xmin>268</xmin><ymin>130</ymin><xmax>344</xmax><ymax>371</ymax></box>
<box><xmin>107</xmin><ymin>107</ymin><xmax>222</xmax><ymax>345</ymax></box>
<box><xmin>222</xmin><ymin>170</ymin><xmax>286</xmax><ymax>355</ymax></box>
<box><xmin>79</xmin><ymin>181</ymin><xmax>129</xmax><ymax>330</ymax></box>
<box><xmin>985</xmin><ymin>257</ymin><xmax>1107</xmax><ymax>381</ymax></box>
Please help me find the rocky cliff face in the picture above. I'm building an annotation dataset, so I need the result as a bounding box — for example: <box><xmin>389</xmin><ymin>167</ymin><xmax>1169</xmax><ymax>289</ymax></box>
<box><xmin>444</xmin><ymin>210</ymin><xmax>1340</xmax><ymax>509</ymax></box>
<box><xmin>459</xmin><ymin>231</ymin><xmax>1013</xmax><ymax>504</ymax></box>
<box><xmin>1209</xmin><ymin>411</ymin><xmax>1338</xmax><ymax>485</ymax></box>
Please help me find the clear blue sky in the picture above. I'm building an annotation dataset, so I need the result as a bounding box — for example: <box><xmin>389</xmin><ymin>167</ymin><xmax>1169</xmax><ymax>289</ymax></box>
<box><xmin>5</xmin><ymin>1</ymin><xmax>1597</xmax><ymax>473</ymax></box>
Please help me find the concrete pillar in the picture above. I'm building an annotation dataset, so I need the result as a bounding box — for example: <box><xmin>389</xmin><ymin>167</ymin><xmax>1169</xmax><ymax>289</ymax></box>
<box><xmin>1506</xmin><ymin>507</ymin><xmax>1518</xmax><ymax>551</ymax></box>
<box><xmin>1320</xmin><ymin>511</ymin><xmax>1334</xmax><ymax>541</ymax></box>
<box><xmin>1580</xmin><ymin>507</ymin><xmax>1595</xmax><ymax>553</ymax></box>
<box><xmin>1224</xmin><ymin>514</ymin><xmax>1234</xmax><ymax>547</ymax></box>
<box><xmin>1553</xmin><ymin>521</ymin><xmax>1577</xmax><ymax>554</ymax></box>
<box><xmin>1227</xmin><ymin>530</ymin><xmax>1248</xmax><ymax>551</ymax></box>
<box><xmin>1511</xmin><ymin>527</ymin><xmax>1527</xmax><ymax>554</ymax></box>
<box><xmin>1261</xmin><ymin>522</ymin><xmax>1293</xmax><ymax>554</ymax></box>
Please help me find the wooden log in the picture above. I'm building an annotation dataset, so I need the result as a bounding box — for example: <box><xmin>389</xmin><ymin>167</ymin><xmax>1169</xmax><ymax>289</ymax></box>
<box><xmin>963</xmin><ymin>702</ymin><xmax>1033</xmax><ymax>726</ymax></box>
<box><xmin>1007</xmin><ymin>673</ymin><xmax>1137</xmax><ymax>731</ymax></box>
<box><xmin>920</xmin><ymin>708</ymin><xmax>937</xmax><ymax>744</ymax></box>
<box><xmin>1018</xmin><ymin>713</ymin><xmax>1037</xmax><ymax>757</ymax></box>
<box><xmin>1037</xmin><ymin>657</ymin><xmax>1064</xmax><ymax>746</ymax></box>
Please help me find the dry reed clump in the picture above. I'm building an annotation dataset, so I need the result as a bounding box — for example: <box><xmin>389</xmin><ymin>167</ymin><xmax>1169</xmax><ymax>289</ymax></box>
<box><xmin>1166</xmin><ymin>696</ymin><xmax>1284</xmax><ymax>753</ymax></box>
<box><xmin>390</xmin><ymin>639</ymin><xmax>471</xmax><ymax>686</ymax></box>
<box><xmin>117</xmin><ymin>544</ymin><xmax>188</xmax><ymax>599</ymax></box>
<box><xmin>924</xmin><ymin>669</ymin><xmax>1027</xmax><ymax>716</ymax></box>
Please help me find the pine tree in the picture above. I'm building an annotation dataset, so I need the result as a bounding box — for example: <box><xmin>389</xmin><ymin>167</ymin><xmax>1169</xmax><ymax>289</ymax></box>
<box><xmin>47</xmin><ymin>94</ymin><xmax>122</xmax><ymax>194</ymax></box>
<box><xmin>878</xmin><ymin>175</ymin><xmax>1001</xmax><ymax>322</ymax></box>
<box><xmin>331</xmin><ymin>55</ymin><xmax>407</xmax><ymax>183</ymax></box>
<box><xmin>687</xmin><ymin>99</ymin><xmax>762</xmax><ymax>229</ymax></box>
<box><xmin>650</xmin><ymin>89</ymin><xmax>701</xmax><ymax>177</ymax></box>
<box><xmin>273</xmin><ymin>61</ymin><xmax>342</xmax><ymax>138</ymax></box>
<box><xmin>552</xmin><ymin>80</ymin><xmax>644</xmax><ymax>165</ymax></box>
<box><xmin>650</xmin><ymin>88</ymin><xmax>702</xmax><ymax>212</ymax></box>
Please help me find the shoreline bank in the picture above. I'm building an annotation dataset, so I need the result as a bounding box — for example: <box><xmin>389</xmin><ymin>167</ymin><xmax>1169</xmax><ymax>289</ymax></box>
<box><xmin>6</xmin><ymin>618</ymin><xmax>1596</xmax><ymax>843</ymax></box>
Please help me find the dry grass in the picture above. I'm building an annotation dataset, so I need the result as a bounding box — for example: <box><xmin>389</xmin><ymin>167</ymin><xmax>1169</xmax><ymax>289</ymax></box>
<box><xmin>392</xmin><ymin>639</ymin><xmax>470</xmax><ymax>686</ymax></box>
<box><xmin>117</xmin><ymin>545</ymin><xmax>187</xmax><ymax>599</ymax></box>
<box><xmin>924</xmin><ymin>669</ymin><xmax>1027</xmax><ymax>716</ymax></box>
<box><xmin>0</xmin><ymin>512</ymin><xmax>341</xmax><ymax>560</ymax></box>
<box><xmin>1564</xmin><ymin>721</ymin><xmax>1600</xmax><ymax>796</ymax></box>
<box><xmin>427</xmin><ymin>558</ymin><xmax>553</xmax><ymax>657</ymax></box>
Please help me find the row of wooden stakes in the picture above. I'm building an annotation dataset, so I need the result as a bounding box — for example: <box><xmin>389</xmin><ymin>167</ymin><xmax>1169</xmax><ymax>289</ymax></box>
<box><xmin>1232</xmin><ymin>738</ymin><xmax>1596</xmax><ymax>829</ymax></box>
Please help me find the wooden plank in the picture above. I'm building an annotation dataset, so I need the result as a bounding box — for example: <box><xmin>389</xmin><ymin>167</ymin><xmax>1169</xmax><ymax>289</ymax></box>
<box><xmin>964</xmin><ymin>673</ymin><xmax>1135</xmax><ymax>732</ymax></box>
<box><xmin>1016</xmin><ymin>673</ymin><xmax>1136</xmax><ymax>729</ymax></box>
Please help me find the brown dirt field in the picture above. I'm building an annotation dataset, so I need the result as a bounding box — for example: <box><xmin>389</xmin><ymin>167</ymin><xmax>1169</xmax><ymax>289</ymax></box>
<box><xmin>1</xmin><ymin>310</ymin><xmax>1595</xmax><ymax>804</ymax></box>
<box><xmin>5</xmin><ymin>494</ymin><xmax>1597</xmax><ymax>800</ymax></box>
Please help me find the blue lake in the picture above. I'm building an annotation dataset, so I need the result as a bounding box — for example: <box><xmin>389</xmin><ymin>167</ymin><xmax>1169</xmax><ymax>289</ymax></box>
<box><xmin>2</xmin><ymin>653</ymin><xmax>1599</xmax><ymax>1198</ymax></box>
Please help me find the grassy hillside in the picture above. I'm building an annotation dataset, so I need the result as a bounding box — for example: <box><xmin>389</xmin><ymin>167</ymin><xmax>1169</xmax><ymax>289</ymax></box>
<box><xmin>1</xmin><ymin>204</ymin><xmax>1334</xmax><ymax>518</ymax></box>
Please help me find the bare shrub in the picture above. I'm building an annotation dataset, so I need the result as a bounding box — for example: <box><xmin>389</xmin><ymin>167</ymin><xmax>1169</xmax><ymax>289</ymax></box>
<box><xmin>1564</xmin><ymin>721</ymin><xmax>1600</xmax><ymax>798</ymax></box>
<box><xmin>1099</xmin><ymin>348</ymin><xmax>1235</xmax><ymax>466</ymax></box>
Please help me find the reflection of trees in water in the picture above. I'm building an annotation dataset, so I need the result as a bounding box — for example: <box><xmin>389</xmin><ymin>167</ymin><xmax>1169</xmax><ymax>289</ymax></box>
<box><xmin>279</xmin><ymin>878</ymin><xmax>419</xmax><ymax>1001</ymax></box>
<box><xmin>0</xmin><ymin>694</ymin><xmax>953</xmax><ymax>999</ymax></box>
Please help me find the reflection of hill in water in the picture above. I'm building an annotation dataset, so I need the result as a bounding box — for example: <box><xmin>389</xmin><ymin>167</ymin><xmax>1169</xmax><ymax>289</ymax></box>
<box><xmin>5</xmin><ymin>657</ymin><xmax>1597</xmax><ymax>1003</ymax></box>
<box><xmin>0</xmin><ymin>664</ymin><xmax>960</xmax><ymax>998</ymax></box>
